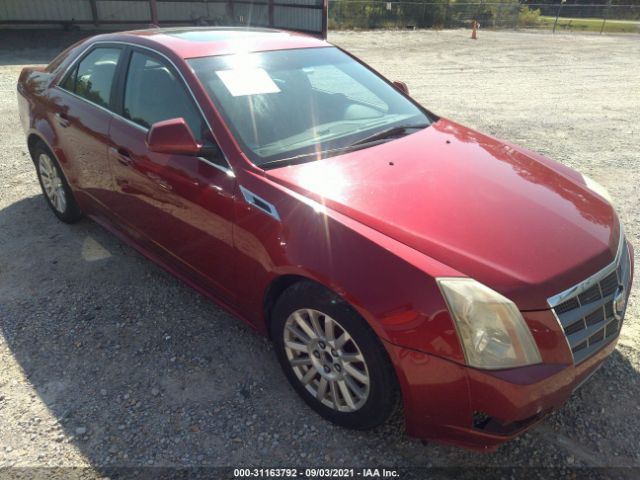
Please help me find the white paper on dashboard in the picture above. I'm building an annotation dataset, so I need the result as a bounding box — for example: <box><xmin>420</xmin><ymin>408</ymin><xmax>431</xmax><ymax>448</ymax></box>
<box><xmin>216</xmin><ymin>68</ymin><xmax>281</xmax><ymax>97</ymax></box>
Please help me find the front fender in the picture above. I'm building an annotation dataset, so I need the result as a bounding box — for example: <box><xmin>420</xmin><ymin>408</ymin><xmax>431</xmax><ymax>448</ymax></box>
<box><xmin>232</xmin><ymin>171</ymin><xmax>466</xmax><ymax>364</ymax></box>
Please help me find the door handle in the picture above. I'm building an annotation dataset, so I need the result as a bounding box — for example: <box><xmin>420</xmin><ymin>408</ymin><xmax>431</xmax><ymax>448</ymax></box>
<box><xmin>109</xmin><ymin>147</ymin><xmax>133</xmax><ymax>167</ymax></box>
<box><xmin>146</xmin><ymin>172</ymin><xmax>173</xmax><ymax>191</ymax></box>
<box><xmin>55</xmin><ymin>112</ymin><xmax>70</xmax><ymax>128</ymax></box>
<box><xmin>157</xmin><ymin>180</ymin><xmax>172</xmax><ymax>191</ymax></box>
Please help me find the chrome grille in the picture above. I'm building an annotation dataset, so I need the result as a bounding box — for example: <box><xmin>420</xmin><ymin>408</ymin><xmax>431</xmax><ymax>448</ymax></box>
<box><xmin>548</xmin><ymin>234</ymin><xmax>632</xmax><ymax>364</ymax></box>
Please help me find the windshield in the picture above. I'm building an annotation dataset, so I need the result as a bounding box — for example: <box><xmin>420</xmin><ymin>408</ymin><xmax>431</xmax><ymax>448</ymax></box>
<box><xmin>188</xmin><ymin>47</ymin><xmax>431</xmax><ymax>167</ymax></box>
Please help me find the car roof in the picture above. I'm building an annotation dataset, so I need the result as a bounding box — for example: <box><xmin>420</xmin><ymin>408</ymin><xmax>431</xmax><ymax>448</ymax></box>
<box><xmin>93</xmin><ymin>27</ymin><xmax>330</xmax><ymax>59</ymax></box>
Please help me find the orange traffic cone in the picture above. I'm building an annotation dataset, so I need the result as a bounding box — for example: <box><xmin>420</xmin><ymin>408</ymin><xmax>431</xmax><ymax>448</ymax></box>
<box><xmin>471</xmin><ymin>20</ymin><xmax>478</xmax><ymax>40</ymax></box>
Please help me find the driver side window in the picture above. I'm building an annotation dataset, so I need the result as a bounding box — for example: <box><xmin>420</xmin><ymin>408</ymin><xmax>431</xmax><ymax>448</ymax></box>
<box><xmin>123</xmin><ymin>51</ymin><xmax>206</xmax><ymax>141</ymax></box>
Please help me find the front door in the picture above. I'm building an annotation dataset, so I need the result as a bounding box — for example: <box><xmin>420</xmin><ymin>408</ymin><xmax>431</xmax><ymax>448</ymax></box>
<box><xmin>107</xmin><ymin>49</ymin><xmax>237</xmax><ymax>300</ymax></box>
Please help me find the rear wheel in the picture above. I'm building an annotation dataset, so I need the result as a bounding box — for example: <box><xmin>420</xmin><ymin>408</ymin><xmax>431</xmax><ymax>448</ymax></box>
<box><xmin>271</xmin><ymin>281</ymin><xmax>398</xmax><ymax>430</ymax></box>
<box><xmin>32</xmin><ymin>144</ymin><xmax>82</xmax><ymax>223</ymax></box>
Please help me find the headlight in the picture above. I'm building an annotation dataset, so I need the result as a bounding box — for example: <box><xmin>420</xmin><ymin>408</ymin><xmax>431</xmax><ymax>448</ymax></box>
<box><xmin>582</xmin><ymin>174</ymin><xmax>613</xmax><ymax>204</ymax></box>
<box><xmin>437</xmin><ymin>278</ymin><xmax>542</xmax><ymax>369</ymax></box>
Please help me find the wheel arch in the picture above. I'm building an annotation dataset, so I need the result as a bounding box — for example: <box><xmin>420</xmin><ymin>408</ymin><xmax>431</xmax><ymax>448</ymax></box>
<box><xmin>261</xmin><ymin>267</ymin><xmax>404</xmax><ymax>348</ymax></box>
<box><xmin>27</xmin><ymin>131</ymin><xmax>52</xmax><ymax>161</ymax></box>
<box><xmin>27</xmin><ymin>130</ymin><xmax>74</xmax><ymax>186</ymax></box>
<box><xmin>262</xmin><ymin>272</ymin><xmax>394</xmax><ymax>356</ymax></box>
<box><xmin>262</xmin><ymin>273</ymin><xmax>379</xmax><ymax>339</ymax></box>
<box><xmin>263</xmin><ymin>273</ymin><xmax>313</xmax><ymax>339</ymax></box>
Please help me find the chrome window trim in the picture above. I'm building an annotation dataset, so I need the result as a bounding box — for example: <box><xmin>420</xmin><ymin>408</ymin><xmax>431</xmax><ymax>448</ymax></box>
<box><xmin>54</xmin><ymin>85</ymin><xmax>119</xmax><ymax>122</ymax></box>
<box><xmin>547</xmin><ymin>230</ymin><xmax>625</xmax><ymax>308</ymax></box>
<box><xmin>54</xmin><ymin>86</ymin><xmax>152</xmax><ymax>136</ymax></box>
<box><xmin>239</xmin><ymin>185</ymin><xmax>280</xmax><ymax>221</ymax></box>
<box><xmin>54</xmin><ymin>39</ymin><xmax>234</xmax><ymax>176</ymax></box>
<box><xmin>198</xmin><ymin>156</ymin><xmax>236</xmax><ymax>177</ymax></box>
<box><xmin>57</xmin><ymin>41</ymin><xmax>101</xmax><ymax>87</ymax></box>
<box><xmin>56</xmin><ymin>43</ymin><xmax>123</xmax><ymax>95</ymax></box>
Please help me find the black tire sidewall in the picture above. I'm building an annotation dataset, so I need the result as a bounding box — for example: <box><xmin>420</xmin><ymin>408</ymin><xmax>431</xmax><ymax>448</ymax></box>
<box><xmin>271</xmin><ymin>281</ymin><xmax>398</xmax><ymax>430</ymax></box>
<box><xmin>33</xmin><ymin>144</ymin><xmax>81</xmax><ymax>223</ymax></box>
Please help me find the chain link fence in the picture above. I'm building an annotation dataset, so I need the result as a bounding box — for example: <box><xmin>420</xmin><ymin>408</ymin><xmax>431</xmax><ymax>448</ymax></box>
<box><xmin>328</xmin><ymin>1</ymin><xmax>640</xmax><ymax>33</ymax></box>
<box><xmin>1</xmin><ymin>0</ymin><xmax>638</xmax><ymax>33</ymax></box>
<box><xmin>0</xmin><ymin>0</ymin><xmax>326</xmax><ymax>36</ymax></box>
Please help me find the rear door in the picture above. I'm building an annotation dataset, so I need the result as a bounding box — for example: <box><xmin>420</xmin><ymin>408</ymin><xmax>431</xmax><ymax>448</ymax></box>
<box><xmin>107</xmin><ymin>47</ymin><xmax>237</xmax><ymax>300</ymax></box>
<box><xmin>53</xmin><ymin>46</ymin><xmax>124</xmax><ymax>214</ymax></box>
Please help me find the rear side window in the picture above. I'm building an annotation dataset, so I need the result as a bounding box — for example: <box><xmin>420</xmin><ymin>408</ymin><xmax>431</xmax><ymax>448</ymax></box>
<box><xmin>61</xmin><ymin>47</ymin><xmax>122</xmax><ymax>109</ymax></box>
<box><xmin>123</xmin><ymin>51</ymin><xmax>205</xmax><ymax>140</ymax></box>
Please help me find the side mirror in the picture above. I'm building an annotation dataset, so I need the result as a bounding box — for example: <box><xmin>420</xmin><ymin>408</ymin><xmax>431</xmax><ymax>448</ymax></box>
<box><xmin>392</xmin><ymin>80</ymin><xmax>409</xmax><ymax>96</ymax></box>
<box><xmin>146</xmin><ymin>117</ymin><xmax>201</xmax><ymax>155</ymax></box>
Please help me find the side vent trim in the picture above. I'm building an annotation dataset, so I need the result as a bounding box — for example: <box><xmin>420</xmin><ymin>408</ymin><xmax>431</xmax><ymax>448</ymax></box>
<box><xmin>239</xmin><ymin>185</ymin><xmax>281</xmax><ymax>221</ymax></box>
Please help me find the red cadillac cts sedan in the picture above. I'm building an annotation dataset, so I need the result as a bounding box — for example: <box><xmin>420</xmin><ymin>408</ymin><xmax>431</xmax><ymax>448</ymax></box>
<box><xmin>17</xmin><ymin>27</ymin><xmax>634</xmax><ymax>450</ymax></box>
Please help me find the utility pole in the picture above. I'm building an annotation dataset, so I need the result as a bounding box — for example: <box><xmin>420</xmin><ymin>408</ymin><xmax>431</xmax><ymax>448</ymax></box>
<box><xmin>89</xmin><ymin>0</ymin><xmax>99</xmax><ymax>27</ymax></box>
<box><xmin>149</xmin><ymin>0</ymin><xmax>159</xmax><ymax>27</ymax></box>
<box><xmin>552</xmin><ymin>0</ymin><xmax>566</xmax><ymax>33</ymax></box>
<box><xmin>268</xmin><ymin>0</ymin><xmax>274</xmax><ymax>27</ymax></box>
<box><xmin>600</xmin><ymin>0</ymin><xmax>612</xmax><ymax>34</ymax></box>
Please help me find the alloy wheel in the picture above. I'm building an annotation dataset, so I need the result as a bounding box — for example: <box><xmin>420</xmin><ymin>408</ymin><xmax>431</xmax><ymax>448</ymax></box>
<box><xmin>38</xmin><ymin>153</ymin><xmax>67</xmax><ymax>213</ymax></box>
<box><xmin>283</xmin><ymin>308</ymin><xmax>370</xmax><ymax>412</ymax></box>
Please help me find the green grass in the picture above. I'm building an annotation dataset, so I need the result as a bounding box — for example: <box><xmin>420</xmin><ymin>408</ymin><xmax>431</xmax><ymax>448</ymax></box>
<box><xmin>538</xmin><ymin>16</ymin><xmax>640</xmax><ymax>33</ymax></box>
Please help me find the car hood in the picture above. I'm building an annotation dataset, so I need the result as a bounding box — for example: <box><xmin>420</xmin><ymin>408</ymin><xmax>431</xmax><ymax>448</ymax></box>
<box><xmin>266</xmin><ymin>119</ymin><xmax>619</xmax><ymax>310</ymax></box>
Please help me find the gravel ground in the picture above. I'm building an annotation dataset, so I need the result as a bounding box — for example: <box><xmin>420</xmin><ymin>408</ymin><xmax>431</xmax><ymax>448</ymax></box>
<box><xmin>0</xmin><ymin>29</ymin><xmax>639</xmax><ymax>476</ymax></box>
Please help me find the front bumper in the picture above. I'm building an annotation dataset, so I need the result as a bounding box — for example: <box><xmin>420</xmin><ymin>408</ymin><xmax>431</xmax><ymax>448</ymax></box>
<box><xmin>386</xmin><ymin>239</ymin><xmax>634</xmax><ymax>451</ymax></box>
<box><xmin>384</xmin><ymin>331</ymin><xmax>619</xmax><ymax>451</ymax></box>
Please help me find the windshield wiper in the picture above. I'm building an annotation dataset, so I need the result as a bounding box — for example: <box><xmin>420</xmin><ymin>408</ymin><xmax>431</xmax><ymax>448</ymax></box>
<box><xmin>259</xmin><ymin>123</ymin><xmax>430</xmax><ymax>170</ymax></box>
<box><xmin>348</xmin><ymin>123</ymin><xmax>430</xmax><ymax>148</ymax></box>
<box><xmin>259</xmin><ymin>147</ymin><xmax>348</xmax><ymax>170</ymax></box>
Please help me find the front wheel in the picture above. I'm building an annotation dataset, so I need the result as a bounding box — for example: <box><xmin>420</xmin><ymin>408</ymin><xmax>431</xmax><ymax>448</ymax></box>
<box><xmin>271</xmin><ymin>281</ymin><xmax>398</xmax><ymax>430</ymax></box>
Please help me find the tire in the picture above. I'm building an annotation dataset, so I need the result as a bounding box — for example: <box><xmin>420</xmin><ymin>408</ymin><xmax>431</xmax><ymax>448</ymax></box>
<box><xmin>271</xmin><ymin>281</ymin><xmax>398</xmax><ymax>430</ymax></box>
<box><xmin>32</xmin><ymin>142</ymin><xmax>82</xmax><ymax>223</ymax></box>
